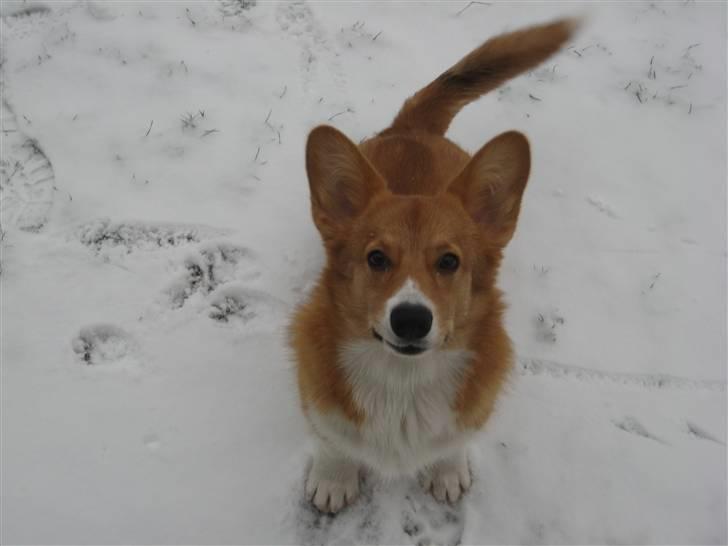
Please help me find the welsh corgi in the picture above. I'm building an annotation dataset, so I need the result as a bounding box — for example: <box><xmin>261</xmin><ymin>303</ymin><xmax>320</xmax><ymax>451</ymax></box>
<box><xmin>291</xmin><ymin>18</ymin><xmax>578</xmax><ymax>514</ymax></box>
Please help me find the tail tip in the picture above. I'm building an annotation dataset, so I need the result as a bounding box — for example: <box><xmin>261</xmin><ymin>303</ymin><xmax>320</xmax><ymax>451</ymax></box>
<box><xmin>561</xmin><ymin>14</ymin><xmax>587</xmax><ymax>37</ymax></box>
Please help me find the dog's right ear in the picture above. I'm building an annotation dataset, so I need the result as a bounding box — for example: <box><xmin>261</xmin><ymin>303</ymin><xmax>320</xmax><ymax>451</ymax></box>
<box><xmin>306</xmin><ymin>125</ymin><xmax>387</xmax><ymax>237</ymax></box>
<box><xmin>447</xmin><ymin>131</ymin><xmax>531</xmax><ymax>247</ymax></box>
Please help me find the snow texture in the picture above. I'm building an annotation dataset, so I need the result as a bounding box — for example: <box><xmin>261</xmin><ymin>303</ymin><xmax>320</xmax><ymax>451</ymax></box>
<box><xmin>1</xmin><ymin>1</ymin><xmax>725</xmax><ymax>544</ymax></box>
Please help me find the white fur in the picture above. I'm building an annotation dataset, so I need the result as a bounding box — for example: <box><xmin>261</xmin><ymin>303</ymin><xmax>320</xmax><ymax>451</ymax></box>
<box><xmin>419</xmin><ymin>448</ymin><xmax>471</xmax><ymax>503</ymax></box>
<box><xmin>305</xmin><ymin>444</ymin><xmax>360</xmax><ymax>513</ymax></box>
<box><xmin>308</xmin><ymin>338</ymin><xmax>473</xmax><ymax>478</ymax></box>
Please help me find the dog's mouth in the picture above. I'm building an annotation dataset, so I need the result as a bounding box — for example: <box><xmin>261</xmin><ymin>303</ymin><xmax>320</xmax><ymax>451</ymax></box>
<box><xmin>372</xmin><ymin>330</ymin><xmax>427</xmax><ymax>356</ymax></box>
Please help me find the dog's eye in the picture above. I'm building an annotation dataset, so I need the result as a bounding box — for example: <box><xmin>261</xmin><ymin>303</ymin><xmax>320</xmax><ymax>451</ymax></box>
<box><xmin>437</xmin><ymin>253</ymin><xmax>459</xmax><ymax>273</ymax></box>
<box><xmin>367</xmin><ymin>250</ymin><xmax>390</xmax><ymax>271</ymax></box>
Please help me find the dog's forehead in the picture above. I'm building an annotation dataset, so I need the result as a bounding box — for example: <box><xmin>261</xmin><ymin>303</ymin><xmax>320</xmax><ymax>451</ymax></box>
<box><xmin>359</xmin><ymin>196</ymin><xmax>472</xmax><ymax>248</ymax></box>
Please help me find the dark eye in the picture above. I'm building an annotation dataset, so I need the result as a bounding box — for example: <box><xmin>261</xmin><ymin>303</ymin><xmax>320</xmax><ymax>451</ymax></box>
<box><xmin>367</xmin><ymin>250</ymin><xmax>390</xmax><ymax>271</ymax></box>
<box><xmin>437</xmin><ymin>253</ymin><xmax>459</xmax><ymax>273</ymax></box>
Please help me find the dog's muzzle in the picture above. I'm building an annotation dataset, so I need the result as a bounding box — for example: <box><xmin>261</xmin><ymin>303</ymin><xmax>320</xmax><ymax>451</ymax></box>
<box><xmin>372</xmin><ymin>329</ymin><xmax>428</xmax><ymax>356</ymax></box>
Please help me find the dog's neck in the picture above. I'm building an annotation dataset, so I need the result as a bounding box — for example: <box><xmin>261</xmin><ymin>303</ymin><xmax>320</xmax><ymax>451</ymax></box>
<box><xmin>339</xmin><ymin>339</ymin><xmax>471</xmax><ymax>398</ymax></box>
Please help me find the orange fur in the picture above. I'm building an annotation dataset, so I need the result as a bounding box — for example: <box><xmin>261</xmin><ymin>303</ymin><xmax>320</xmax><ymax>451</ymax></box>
<box><xmin>291</xmin><ymin>18</ymin><xmax>577</xmax><ymax>452</ymax></box>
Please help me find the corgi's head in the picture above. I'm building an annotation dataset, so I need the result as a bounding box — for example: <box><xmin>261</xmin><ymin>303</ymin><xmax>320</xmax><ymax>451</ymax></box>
<box><xmin>306</xmin><ymin>126</ymin><xmax>530</xmax><ymax>357</ymax></box>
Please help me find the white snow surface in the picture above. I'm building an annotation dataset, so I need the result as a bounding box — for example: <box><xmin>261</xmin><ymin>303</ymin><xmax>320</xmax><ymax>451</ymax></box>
<box><xmin>1</xmin><ymin>1</ymin><xmax>726</xmax><ymax>544</ymax></box>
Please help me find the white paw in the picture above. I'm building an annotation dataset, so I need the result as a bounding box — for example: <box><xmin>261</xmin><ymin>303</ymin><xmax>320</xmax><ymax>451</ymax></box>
<box><xmin>305</xmin><ymin>453</ymin><xmax>360</xmax><ymax>514</ymax></box>
<box><xmin>420</xmin><ymin>453</ymin><xmax>471</xmax><ymax>503</ymax></box>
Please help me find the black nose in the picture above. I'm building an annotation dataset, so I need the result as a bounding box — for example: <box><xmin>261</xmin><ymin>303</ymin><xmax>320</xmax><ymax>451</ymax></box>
<box><xmin>390</xmin><ymin>304</ymin><xmax>433</xmax><ymax>341</ymax></box>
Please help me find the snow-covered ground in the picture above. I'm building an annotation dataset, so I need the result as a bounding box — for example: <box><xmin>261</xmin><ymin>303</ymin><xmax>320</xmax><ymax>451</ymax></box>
<box><xmin>1</xmin><ymin>1</ymin><xmax>725</xmax><ymax>544</ymax></box>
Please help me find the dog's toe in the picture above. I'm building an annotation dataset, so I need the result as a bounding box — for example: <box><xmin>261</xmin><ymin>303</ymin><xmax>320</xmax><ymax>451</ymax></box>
<box><xmin>420</xmin><ymin>452</ymin><xmax>471</xmax><ymax>504</ymax></box>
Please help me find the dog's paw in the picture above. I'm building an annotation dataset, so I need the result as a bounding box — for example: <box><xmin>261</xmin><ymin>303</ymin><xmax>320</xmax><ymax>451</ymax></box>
<box><xmin>419</xmin><ymin>451</ymin><xmax>471</xmax><ymax>503</ymax></box>
<box><xmin>305</xmin><ymin>453</ymin><xmax>360</xmax><ymax>514</ymax></box>
<box><xmin>306</xmin><ymin>475</ymin><xmax>359</xmax><ymax>514</ymax></box>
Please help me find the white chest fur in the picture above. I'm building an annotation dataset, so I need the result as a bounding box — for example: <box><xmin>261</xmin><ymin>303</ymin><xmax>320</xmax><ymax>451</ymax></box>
<box><xmin>308</xmin><ymin>340</ymin><xmax>473</xmax><ymax>477</ymax></box>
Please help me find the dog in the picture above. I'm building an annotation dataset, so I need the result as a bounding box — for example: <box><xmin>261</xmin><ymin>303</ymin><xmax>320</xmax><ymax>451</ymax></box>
<box><xmin>290</xmin><ymin>17</ymin><xmax>578</xmax><ymax>514</ymax></box>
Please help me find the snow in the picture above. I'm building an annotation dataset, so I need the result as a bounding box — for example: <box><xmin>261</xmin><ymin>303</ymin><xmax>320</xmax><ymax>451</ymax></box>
<box><xmin>1</xmin><ymin>1</ymin><xmax>725</xmax><ymax>544</ymax></box>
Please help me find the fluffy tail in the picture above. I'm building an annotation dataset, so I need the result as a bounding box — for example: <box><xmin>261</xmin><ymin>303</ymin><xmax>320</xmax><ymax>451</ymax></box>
<box><xmin>387</xmin><ymin>18</ymin><xmax>579</xmax><ymax>135</ymax></box>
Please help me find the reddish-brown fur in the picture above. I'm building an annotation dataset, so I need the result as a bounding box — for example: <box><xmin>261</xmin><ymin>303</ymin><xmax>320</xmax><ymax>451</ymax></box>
<box><xmin>291</xmin><ymin>18</ymin><xmax>577</xmax><ymax>430</ymax></box>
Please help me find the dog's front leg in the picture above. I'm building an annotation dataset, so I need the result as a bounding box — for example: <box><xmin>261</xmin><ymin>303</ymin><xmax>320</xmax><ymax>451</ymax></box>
<box><xmin>419</xmin><ymin>448</ymin><xmax>472</xmax><ymax>503</ymax></box>
<box><xmin>305</xmin><ymin>443</ymin><xmax>361</xmax><ymax>514</ymax></box>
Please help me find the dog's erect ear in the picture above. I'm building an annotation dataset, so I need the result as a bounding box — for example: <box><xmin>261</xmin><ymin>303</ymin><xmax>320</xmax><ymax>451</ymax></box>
<box><xmin>306</xmin><ymin>125</ymin><xmax>387</xmax><ymax>235</ymax></box>
<box><xmin>447</xmin><ymin>131</ymin><xmax>531</xmax><ymax>246</ymax></box>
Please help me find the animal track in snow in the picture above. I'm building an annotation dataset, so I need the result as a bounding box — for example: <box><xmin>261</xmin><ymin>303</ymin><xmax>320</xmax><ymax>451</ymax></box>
<box><xmin>686</xmin><ymin>421</ymin><xmax>726</xmax><ymax>445</ymax></box>
<box><xmin>586</xmin><ymin>196</ymin><xmax>619</xmax><ymax>219</ymax></box>
<box><xmin>218</xmin><ymin>0</ymin><xmax>257</xmax><ymax>20</ymax></box>
<box><xmin>275</xmin><ymin>1</ymin><xmax>345</xmax><ymax>91</ymax></box>
<box><xmin>533</xmin><ymin>309</ymin><xmax>565</xmax><ymax>344</ymax></box>
<box><xmin>207</xmin><ymin>284</ymin><xmax>287</xmax><ymax>329</ymax></box>
<box><xmin>78</xmin><ymin>218</ymin><xmax>227</xmax><ymax>253</ymax></box>
<box><xmin>276</xmin><ymin>2</ymin><xmax>319</xmax><ymax>53</ymax></box>
<box><xmin>0</xmin><ymin>100</ymin><xmax>55</xmax><ymax>232</ymax></box>
<box><xmin>400</xmin><ymin>485</ymin><xmax>465</xmax><ymax>546</ymax></box>
<box><xmin>166</xmin><ymin>241</ymin><xmax>261</xmax><ymax>309</ymax></box>
<box><xmin>0</xmin><ymin>3</ymin><xmax>51</xmax><ymax>17</ymax></box>
<box><xmin>71</xmin><ymin>324</ymin><xmax>138</xmax><ymax>367</ymax></box>
<box><xmin>613</xmin><ymin>416</ymin><xmax>666</xmax><ymax>444</ymax></box>
<box><xmin>208</xmin><ymin>293</ymin><xmax>251</xmax><ymax>323</ymax></box>
<box><xmin>517</xmin><ymin>357</ymin><xmax>726</xmax><ymax>392</ymax></box>
<box><xmin>295</xmin><ymin>498</ymin><xmax>337</xmax><ymax>546</ymax></box>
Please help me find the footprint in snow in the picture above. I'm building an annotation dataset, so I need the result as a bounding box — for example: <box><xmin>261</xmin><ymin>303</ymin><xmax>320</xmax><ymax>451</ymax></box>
<box><xmin>686</xmin><ymin>421</ymin><xmax>726</xmax><ymax>446</ymax></box>
<box><xmin>400</xmin><ymin>483</ymin><xmax>465</xmax><ymax>546</ymax></box>
<box><xmin>207</xmin><ymin>284</ymin><xmax>288</xmax><ymax>331</ymax></box>
<box><xmin>533</xmin><ymin>309</ymin><xmax>565</xmax><ymax>344</ymax></box>
<box><xmin>166</xmin><ymin>241</ymin><xmax>260</xmax><ymax>309</ymax></box>
<box><xmin>77</xmin><ymin>218</ymin><xmax>228</xmax><ymax>254</ymax></box>
<box><xmin>613</xmin><ymin>416</ymin><xmax>666</xmax><ymax>445</ymax></box>
<box><xmin>71</xmin><ymin>324</ymin><xmax>139</xmax><ymax>367</ymax></box>
<box><xmin>275</xmin><ymin>0</ymin><xmax>346</xmax><ymax>91</ymax></box>
<box><xmin>163</xmin><ymin>241</ymin><xmax>286</xmax><ymax>330</ymax></box>
<box><xmin>218</xmin><ymin>0</ymin><xmax>257</xmax><ymax>20</ymax></box>
<box><xmin>586</xmin><ymin>196</ymin><xmax>619</xmax><ymax>219</ymax></box>
<box><xmin>0</xmin><ymin>100</ymin><xmax>55</xmax><ymax>232</ymax></box>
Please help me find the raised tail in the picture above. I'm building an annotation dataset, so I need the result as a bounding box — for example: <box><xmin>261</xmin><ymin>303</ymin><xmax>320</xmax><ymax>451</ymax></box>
<box><xmin>387</xmin><ymin>18</ymin><xmax>579</xmax><ymax>136</ymax></box>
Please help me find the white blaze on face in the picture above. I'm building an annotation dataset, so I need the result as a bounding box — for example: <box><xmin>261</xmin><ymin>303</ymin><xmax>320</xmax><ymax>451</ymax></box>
<box><xmin>378</xmin><ymin>278</ymin><xmax>439</xmax><ymax>347</ymax></box>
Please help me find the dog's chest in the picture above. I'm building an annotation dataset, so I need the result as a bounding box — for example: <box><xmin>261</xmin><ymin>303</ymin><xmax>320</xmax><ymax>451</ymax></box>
<box><xmin>331</xmin><ymin>341</ymin><xmax>470</xmax><ymax>474</ymax></box>
<box><xmin>357</xmin><ymin>375</ymin><xmax>456</xmax><ymax>463</ymax></box>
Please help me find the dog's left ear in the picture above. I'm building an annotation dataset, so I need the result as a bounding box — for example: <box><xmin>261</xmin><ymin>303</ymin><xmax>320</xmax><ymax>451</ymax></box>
<box><xmin>306</xmin><ymin>125</ymin><xmax>387</xmax><ymax>237</ymax></box>
<box><xmin>447</xmin><ymin>131</ymin><xmax>531</xmax><ymax>246</ymax></box>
